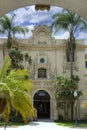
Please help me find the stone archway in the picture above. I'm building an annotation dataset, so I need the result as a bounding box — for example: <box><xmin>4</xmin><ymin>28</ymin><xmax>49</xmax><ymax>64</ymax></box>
<box><xmin>0</xmin><ymin>0</ymin><xmax>87</xmax><ymax>19</ymax></box>
<box><xmin>33</xmin><ymin>90</ymin><xmax>50</xmax><ymax>119</ymax></box>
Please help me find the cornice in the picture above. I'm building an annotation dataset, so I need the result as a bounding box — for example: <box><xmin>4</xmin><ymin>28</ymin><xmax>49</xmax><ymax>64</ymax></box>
<box><xmin>76</xmin><ymin>44</ymin><xmax>86</xmax><ymax>50</ymax></box>
<box><xmin>0</xmin><ymin>44</ymin><xmax>86</xmax><ymax>51</ymax></box>
<box><xmin>0</xmin><ymin>44</ymin><xmax>86</xmax><ymax>52</ymax></box>
<box><xmin>0</xmin><ymin>38</ymin><xmax>86</xmax><ymax>51</ymax></box>
<box><xmin>18</xmin><ymin>44</ymin><xmax>66</xmax><ymax>51</ymax></box>
<box><xmin>35</xmin><ymin>64</ymin><xmax>48</xmax><ymax>68</ymax></box>
<box><xmin>30</xmin><ymin>79</ymin><xmax>54</xmax><ymax>85</ymax></box>
<box><xmin>18</xmin><ymin>44</ymin><xmax>86</xmax><ymax>51</ymax></box>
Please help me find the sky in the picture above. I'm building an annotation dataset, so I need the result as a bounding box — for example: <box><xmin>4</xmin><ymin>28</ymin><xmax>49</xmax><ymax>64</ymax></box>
<box><xmin>0</xmin><ymin>5</ymin><xmax>87</xmax><ymax>44</ymax></box>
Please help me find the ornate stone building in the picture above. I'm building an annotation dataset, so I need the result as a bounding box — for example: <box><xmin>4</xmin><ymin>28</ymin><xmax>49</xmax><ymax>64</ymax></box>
<box><xmin>0</xmin><ymin>25</ymin><xmax>87</xmax><ymax>120</ymax></box>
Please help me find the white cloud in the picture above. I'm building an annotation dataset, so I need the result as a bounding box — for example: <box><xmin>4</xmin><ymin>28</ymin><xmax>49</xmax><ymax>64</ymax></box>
<box><xmin>0</xmin><ymin>34</ymin><xmax>7</xmax><ymax>38</ymax></box>
<box><xmin>53</xmin><ymin>31</ymin><xmax>69</xmax><ymax>39</ymax></box>
<box><xmin>7</xmin><ymin>6</ymin><xmax>36</xmax><ymax>25</ymax></box>
<box><xmin>7</xmin><ymin>5</ymin><xmax>62</xmax><ymax>26</ymax></box>
<box><xmin>0</xmin><ymin>5</ymin><xmax>87</xmax><ymax>42</ymax></box>
<box><xmin>51</xmin><ymin>6</ymin><xmax>62</xmax><ymax>14</ymax></box>
<box><xmin>15</xmin><ymin>25</ymin><xmax>34</xmax><ymax>38</ymax></box>
<box><xmin>77</xmin><ymin>32</ymin><xmax>87</xmax><ymax>39</ymax></box>
<box><xmin>76</xmin><ymin>32</ymin><xmax>87</xmax><ymax>44</ymax></box>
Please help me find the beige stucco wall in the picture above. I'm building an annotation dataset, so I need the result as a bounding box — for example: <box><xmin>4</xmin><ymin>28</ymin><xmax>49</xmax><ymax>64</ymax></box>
<box><xmin>0</xmin><ymin>25</ymin><xmax>87</xmax><ymax>120</ymax></box>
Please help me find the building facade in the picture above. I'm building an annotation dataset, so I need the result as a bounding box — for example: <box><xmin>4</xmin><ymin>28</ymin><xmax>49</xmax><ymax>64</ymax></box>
<box><xmin>0</xmin><ymin>25</ymin><xmax>87</xmax><ymax>120</ymax></box>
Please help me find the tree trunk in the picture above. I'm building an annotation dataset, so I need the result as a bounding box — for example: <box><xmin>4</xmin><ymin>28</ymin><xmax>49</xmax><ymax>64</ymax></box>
<box><xmin>70</xmin><ymin>30</ymin><xmax>75</xmax><ymax>77</ymax></box>
<box><xmin>7</xmin><ymin>32</ymin><xmax>12</xmax><ymax>49</ymax></box>
<box><xmin>70</xmin><ymin>47</ymin><xmax>74</xmax><ymax>77</ymax></box>
<box><xmin>3</xmin><ymin>43</ymin><xmax>5</xmax><ymax>60</ymax></box>
<box><xmin>70</xmin><ymin>47</ymin><xmax>74</xmax><ymax>120</ymax></box>
<box><xmin>71</xmin><ymin>102</ymin><xmax>74</xmax><ymax>120</ymax></box>
<box><xmin>70</xmin><ymin>31</ymin><xmax>75</xmax><ymax>120</ymax></box>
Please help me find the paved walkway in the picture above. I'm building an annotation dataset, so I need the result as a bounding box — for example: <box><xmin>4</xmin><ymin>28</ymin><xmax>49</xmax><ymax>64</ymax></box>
<box><xmin>0</xmin><ymin>120</ymin><xmax>86</xmax><ymax>130</ymax></box>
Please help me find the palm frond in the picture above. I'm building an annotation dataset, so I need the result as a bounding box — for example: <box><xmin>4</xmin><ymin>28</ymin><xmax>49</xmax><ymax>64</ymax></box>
<box><xmin>12</xmin><ymin>26</ymin><xmax>29</xmax><ymax>36</ymax></box>
<box><xmin>0</xmin><ymin>56</ymin><xmax>34</xmax><ymax>124</ymax></box>
<box><xmin>0</xmin><ymin>56</ymin><xmax>11</xmax><ymax>80</ymax></box>
<box><xmin>2</xmin><ymin>101</ymin><xmax>10</xmax><ymax>126</ymax></box>
<box><xmin>11</xmin><ymin>91</ymin><xmax>34</xmax><ymax>122</ymax></box>
<box><xmin>52</xmin><ymin>9</ymin><xmax>87</xmax><ymax>34</ymax></box>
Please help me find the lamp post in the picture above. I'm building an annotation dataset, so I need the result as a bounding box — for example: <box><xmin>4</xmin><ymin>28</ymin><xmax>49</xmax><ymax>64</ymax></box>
<box><xmin>74</xmin><ymin>90</ymin><xmax>78</xmax><ymax>126</ymax></box>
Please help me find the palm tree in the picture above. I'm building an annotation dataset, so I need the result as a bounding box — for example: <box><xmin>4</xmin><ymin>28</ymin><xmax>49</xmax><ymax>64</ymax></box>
<box><xmin>24</xmin><ymin>53</ymin><xmax>32</xmax><ymax>69</ymax></box>
<box><xmin>0</xmin><ymin>56</ymin><xmax>34</xmax><ymax>130</ymax></box>
<box><xmin>0</xmin><ymin>14</ymin><xmax>29</xmax><ymax>49</ymax></box>
<box><xmin>52</xmin><ymin>9</ymin><xmax>87</xmax><ymax>121</ymax></box>
<box><xmin>9</xmin><ymin>47</ymin><xmax>24</xmax><ymax>69</ymax></box>
<box><xmin>54</xmin><ymin>75</ymin><xmax>82</xmax><ymax>121</ymax></box>
<box><xmin>52</xmin><ymin>9</ymin><xmax>87</xmax><ymax>77</ymax></box>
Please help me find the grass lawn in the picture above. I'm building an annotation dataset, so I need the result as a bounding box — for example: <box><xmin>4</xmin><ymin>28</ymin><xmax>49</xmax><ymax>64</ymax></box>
<box><xmin>0</xmin><ymin>121</ymin><xmax>26</xmax><ymax>127</ymax></box>
<box><xmin>56</xmin><ymin>121</ymin><xmax>87</xmax><ymax>128</ymax></box>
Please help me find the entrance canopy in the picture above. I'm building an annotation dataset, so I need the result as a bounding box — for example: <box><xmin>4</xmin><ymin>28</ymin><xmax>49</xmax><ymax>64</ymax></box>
<box><xmin>0</xmin><ymin>0</ymin><xmax>87</xmax><ymax>19</ymax></box>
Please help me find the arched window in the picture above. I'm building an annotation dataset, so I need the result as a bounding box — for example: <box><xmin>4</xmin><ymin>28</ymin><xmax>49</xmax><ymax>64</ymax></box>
<box><xmin>38</xmin><ymin>68</ymin><xmax>46</xmax><ymax>78</ymax></box>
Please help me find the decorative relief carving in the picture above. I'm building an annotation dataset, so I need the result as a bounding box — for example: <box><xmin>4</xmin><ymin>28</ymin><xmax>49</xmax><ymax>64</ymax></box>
<box><xmin>32</xmin><ymin>25</ymin><xmax>51</xmax><ymax>45</ymax></box>
<box><xmin>30</xmin><ymin>53</ymin><xmax>55</xmax><ymax>80</ymax></box>
<box><xmin>37</xmin><ymin>31</ymin><xmax>47</xmax><ymax>44</ymax></box>
<box><xmin>38</xmin><ymin>41</ymin><xmax>47</xmax><ymax>44</ymax></box>
<box><xmin>35</xmin><ymin>4</ymin><xmax>50</xmax><ymax>11</ymax></box>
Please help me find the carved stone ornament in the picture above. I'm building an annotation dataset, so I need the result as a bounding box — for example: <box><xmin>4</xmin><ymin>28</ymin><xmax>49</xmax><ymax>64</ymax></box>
<box><xmin>35</xmin><ymin>4</ymin><xmax>50</xmax><ymax>11</ymax></box>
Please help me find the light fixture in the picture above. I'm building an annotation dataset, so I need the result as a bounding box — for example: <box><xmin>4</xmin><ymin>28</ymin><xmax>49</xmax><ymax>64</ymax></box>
<box><xmin>74</xmin><ymin>90</ymin><xmax>78</xmax><ymax>126</ymax></box>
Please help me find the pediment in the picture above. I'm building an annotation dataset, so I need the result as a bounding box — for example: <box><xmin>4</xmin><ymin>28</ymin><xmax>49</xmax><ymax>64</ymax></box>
<box><xmin>32</xmin><ymin>25</ymin><xmax>51</xmax><ymax>45</ymax></box>
<box><xmin>33</xmin><ymin>25</ymin><xmax>51</xmax><ymax>35</ymax></box>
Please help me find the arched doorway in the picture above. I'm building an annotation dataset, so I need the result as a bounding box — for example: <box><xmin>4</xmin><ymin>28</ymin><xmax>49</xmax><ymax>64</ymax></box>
<box><xmin>33</xmin><ymin>90</ymin><xmax>50</xmax><ymax>119</ymax></box>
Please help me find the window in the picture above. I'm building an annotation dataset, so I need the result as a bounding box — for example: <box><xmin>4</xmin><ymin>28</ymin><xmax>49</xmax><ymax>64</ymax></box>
<box><xmin>40</xmin><ymin>58</ymin><xmax>45</xmax><ymax>63</ymax></box>
<box><xmin>38</xmin><ymin>68</ymin><xmax>46</xmax><ymax>78</ymax></box>
<box><xmin>66</xmin><ymin>51</ymin><xmax>70</xmax><ymax>62</ymax></box>
<box><xmin>66</xmin><ymin>50</ymin><xmax>74</xmax><ymax>62</ymax></box>
<box><xmin>85</xmin><ymin>61</ymin><xmax>87</xmax><ymax>68</ymax></box>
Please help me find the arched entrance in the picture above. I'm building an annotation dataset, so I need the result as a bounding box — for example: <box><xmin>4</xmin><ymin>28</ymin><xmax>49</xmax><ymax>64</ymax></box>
<box><xmin>33</xmin><ymin>90</ymin><xmax>50</xmax><ymax>119</ymax></box>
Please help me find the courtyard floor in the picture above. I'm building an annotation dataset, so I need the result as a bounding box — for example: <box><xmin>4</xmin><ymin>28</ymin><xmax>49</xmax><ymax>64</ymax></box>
<box><xmin>0</xmin><ymin>120</ymin><xmax>86</xmax><ymax>130</ymax></box>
